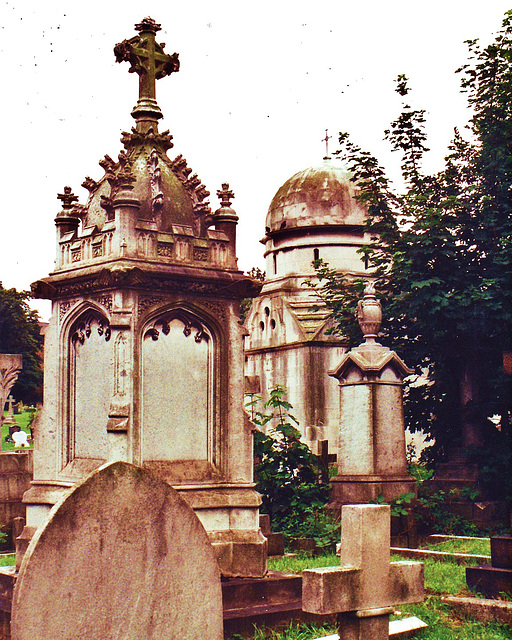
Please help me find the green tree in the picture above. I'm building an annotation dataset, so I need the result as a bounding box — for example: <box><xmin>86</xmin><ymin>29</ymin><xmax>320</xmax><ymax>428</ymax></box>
<box><xmin>240</xmin><ymin>266</ymin><xmax>266</xmax><ymax>322</ymax></box>
<box><xmin>250</xmin><ymin>386</ymin><xmax>328</xmax><ymax>534</ymax></box>
<box><xmin>0</xmin><ymin>283</ymin><xmax>43</xmax><ymax>404</ymax></box>
<box><xmin>313</xmin><ymin>12</ymin><xmax>512</xmax><ymax>498</ymax></box>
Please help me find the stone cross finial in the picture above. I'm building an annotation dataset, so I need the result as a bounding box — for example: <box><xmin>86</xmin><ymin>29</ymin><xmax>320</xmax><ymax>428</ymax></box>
<box><xmin>322</xmin><ymin>129</ymin><xmax>332</xmax><ymax>159</ymax></box>
<box><xmin>302</xmin><ymin>504</ymin><xmax>424</xmax><ymax>640</ymax></box>
<box><xmin>57</xmin><ymin>187</ymin><xmax>79</xmax><ymax>210</ymax></box>
<box><xmin>356</xmin><ymin>281</ymin><xmax>382</xmax><ymax>343</ymax></box>
<box><xmin>217</xmin><ymin>183</ymin><xmax>234</xmax><ymax>208</ymax></box>
<box><xmin>114</xmin><ymin>18</ymin><xmax>180</xmax><ymax>105</ymax></box>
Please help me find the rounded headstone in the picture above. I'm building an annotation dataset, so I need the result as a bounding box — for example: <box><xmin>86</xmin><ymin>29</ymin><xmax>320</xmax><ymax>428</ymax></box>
<box><xmin>11</xmin><ymin>461</ymin><xmax>223</xmax><ymax>640</ymax></box>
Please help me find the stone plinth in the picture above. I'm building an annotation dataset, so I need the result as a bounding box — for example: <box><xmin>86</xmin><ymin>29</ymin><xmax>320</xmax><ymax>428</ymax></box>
<box><xmin>259</xmin><ymin>514</ymin><xmax>285</xmax><ymax>556</ymax></box>
<box><xmin>466</xmin><ymin>535</ymin><xmax>512</xmax><ymax>598</ymax></box>
<box><xmin>329</xmin><ymin>285</ymin><xmax>416</xmax><ymax>508</ymax></box>
<box><xmin>12</xmin><ymin>461</ymin><xmax>224</xmax><ymax>640</ymax></box>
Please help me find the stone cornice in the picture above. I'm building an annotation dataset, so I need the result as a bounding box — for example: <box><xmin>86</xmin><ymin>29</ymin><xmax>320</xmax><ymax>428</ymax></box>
<box><xmin>31</xmin><ymin>262</ymin><xmax>261</xmax><ymax>301</ymax></box>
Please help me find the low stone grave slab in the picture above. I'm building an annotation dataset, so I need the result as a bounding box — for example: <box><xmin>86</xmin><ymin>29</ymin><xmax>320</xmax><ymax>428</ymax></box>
<box><xmin>443</xmin><ymin>595</ymin><xmax>512</xmax><ymax>627</ymax></box>
<box><xmin>11</xmin><ymin>461</ymin><xmax>223</xmax><ymax>640</ymax></box>
<box><xmin>466</xmin><ymin>534</ymin><xmax>512</xmax><ymax>598</ymax></box>
<box><xmin>392</xmin><ymin>546</ymin><xmax>490</xmax><ymax>565</ymax></box>
<box><xmin>308</xmin><ymin>616</ymin><xmax>428</xmax><ymax>640</ymax></box>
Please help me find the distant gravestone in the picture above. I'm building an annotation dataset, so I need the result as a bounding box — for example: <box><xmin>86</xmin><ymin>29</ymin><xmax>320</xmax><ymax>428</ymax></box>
<box><xmin>12</xmin><ymin>431</ymin><xmax>29</xmax><ymax>448</ymax></box>
<box><xmin>11</xmin><ymin>461</ymin><xmax>223</xmax><ymax>640</ymax></box>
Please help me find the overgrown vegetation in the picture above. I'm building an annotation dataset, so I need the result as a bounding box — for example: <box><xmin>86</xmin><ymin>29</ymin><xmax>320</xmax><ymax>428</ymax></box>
<box><xmin>310</xmin><ymin>11</ymin><xmax>512</xmax><ymax>501</ymax></box>
<box><xmin>241</xmin><ymin>267</ymin><xmax>266</xmax><ymax>322</ymax></box>
<box><xmin>0</xmin><ymin>283</ymin><xmax>43</xmax><ymax>404</ymax></box>
<box><xmin>249</xmin><ymin>386</ymin><xmax>329</xmax><ymax>539</ymax></box>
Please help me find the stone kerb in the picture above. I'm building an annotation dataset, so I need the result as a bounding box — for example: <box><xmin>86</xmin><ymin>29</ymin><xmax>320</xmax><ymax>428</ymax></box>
<box><xmin>11</xmin><ymin>461</ymin><xmax>223</xmax><ymax>640</ymax></box>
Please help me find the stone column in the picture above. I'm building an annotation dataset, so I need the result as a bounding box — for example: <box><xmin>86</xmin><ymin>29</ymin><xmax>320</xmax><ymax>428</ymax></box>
<box><xmin>329</xmin><ymin>284</ymin><xmax>416</xmax><ymax>507</ymax></box>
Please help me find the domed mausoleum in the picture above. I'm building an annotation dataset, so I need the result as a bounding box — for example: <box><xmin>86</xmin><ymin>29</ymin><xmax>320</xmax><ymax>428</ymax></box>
<box><xmin>244</xmin><ymin>158</ymin><xmax>369</xmax><ymax>452</ymax></box>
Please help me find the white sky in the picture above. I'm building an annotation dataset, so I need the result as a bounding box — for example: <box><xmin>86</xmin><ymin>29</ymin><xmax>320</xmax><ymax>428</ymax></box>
<box><xmin>1</xmin><ymin>1</ymin><xmax>510</xmax><ymax>321</ymax></box>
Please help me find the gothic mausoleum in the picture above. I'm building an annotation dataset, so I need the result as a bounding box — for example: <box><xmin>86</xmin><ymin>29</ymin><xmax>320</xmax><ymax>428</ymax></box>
<box><xmin>25</xmin><ymin>18</ymin><xmax>266</xmax><ymax>578</ymax></box>
<box><xmin>244</xmin><ymin>157</ymin><xmax>369</xmax><ymax>452</ymax></box>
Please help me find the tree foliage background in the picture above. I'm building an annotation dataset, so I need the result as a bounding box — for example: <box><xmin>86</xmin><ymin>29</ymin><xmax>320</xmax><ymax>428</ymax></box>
<box><xmin>313</xmin><ymin>11</ymin><xmax>512</xmax><ymax>498</ymax></box>
<box><xmin>0</xmin><ymin>283</ymin><xmax>43</xmax><ymax>404</ymax></box>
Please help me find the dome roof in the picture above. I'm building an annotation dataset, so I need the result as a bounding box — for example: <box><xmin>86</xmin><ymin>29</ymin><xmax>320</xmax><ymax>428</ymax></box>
<box><xmin>79</xmin><ymin>129</ymin><xmax>211</xmax><ymax>236</ymax></box>
<box><xmin>265</xmin><ymin>159</ymin><xmax>366</xmax><ymax>236</ymax></box>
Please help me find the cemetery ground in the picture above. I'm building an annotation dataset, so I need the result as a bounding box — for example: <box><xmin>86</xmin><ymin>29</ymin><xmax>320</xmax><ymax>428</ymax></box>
<box><xmin>226</xmin><ymin>542</ymin><xmax>511</xmax><ymax>640</ymax></box>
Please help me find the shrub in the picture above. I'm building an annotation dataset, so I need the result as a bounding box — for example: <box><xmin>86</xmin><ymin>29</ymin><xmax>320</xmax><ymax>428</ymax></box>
<box><xmin>249</xmin><ymin>386</ymin><xmax>329</xmax><ymax>538</ymax></box>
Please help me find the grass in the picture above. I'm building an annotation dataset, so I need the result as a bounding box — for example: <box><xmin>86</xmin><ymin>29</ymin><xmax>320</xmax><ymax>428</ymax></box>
<box><xmin>422</xmin><ymin>537</ymin><xmax>490</xmax><ymax>556</ymax></box>
<box><xmin>236</xmin><ymin>550</ymin><xmax>512</xmax><ymax>640</ymax></box>
<box><xmin>268</xmin><ymin>553</ymin><xmax>338</xmax><ymax>575</ymax></box>
<box><xmin>0</xmin><ymin>554</ymin><xmax>15</xmax><ymax>567</ymax></box>
<box><xmin>1</xmin><ymin>410</ymin><xmax>34</xmax><ymax>451</ymax></box>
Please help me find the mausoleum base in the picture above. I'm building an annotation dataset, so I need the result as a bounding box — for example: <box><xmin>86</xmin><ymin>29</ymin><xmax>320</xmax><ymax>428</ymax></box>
<box><xmin>329</xmin><ymin>474</ymin><xmax>417</xmax><ymax>507</ymax></box>
<box><xmin>209</xmin><ymin>530</ymin><xmax>267</xmax><ymax>578</ymax></box>
<box><xmin>21</xmin><ymin>480</ymin><xmax>268</xmax><ymax>578</ymax></box>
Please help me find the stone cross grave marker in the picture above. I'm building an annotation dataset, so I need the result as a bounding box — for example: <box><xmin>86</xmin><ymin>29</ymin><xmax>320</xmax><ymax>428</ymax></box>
<box><xmin>3</xmin><ymin>395</ymin><xmax>17</xmax><ymax>425</ymax></box>
<box><xmin>0</xmin><ymin>355</ymin><xmax>22</xmax><ymax>425</ymax></box>
<box><xmin>11</xmin><ymin>461</ymin><xmax>224</xmax><ymax>640</ymax></box>
<box><xmin>12</xmin><ymin>431</ymin><xmax>29</xmax><ymax>448</ymax></box>
<box><xmin>302</xmin><ymin>504</ymin><xmax>424</xmax><ymax>640</ymax></box>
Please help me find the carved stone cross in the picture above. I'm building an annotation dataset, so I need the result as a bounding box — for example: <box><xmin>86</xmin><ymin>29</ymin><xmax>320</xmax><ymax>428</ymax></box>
<box><xmin>302</xmin><ymin>504</ymin><xmax>424</xmax><ymax>639</ymax></box>
<box><xmin>114</xmin><ymin>17</ymin><xmax>180</xmax><ymax>104</ymax></box>
<box><xmin>3</xmin><ymin>394</ymin><xmax>17</xmax><ymax>425</ymax></box>
<box><xmin>322</xmin><ymin>128</ymin><xmax>332</xmax><ymax>159</ymax></box>
<box><xmin>217</xmin><ymin>183</ymin><xmax>234</xmax><ymax>208</ymax></box>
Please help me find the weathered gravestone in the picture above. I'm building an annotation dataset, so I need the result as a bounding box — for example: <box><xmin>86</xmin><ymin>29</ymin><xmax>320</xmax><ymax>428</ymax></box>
<box><xmin>11</xmin><ymin>461</ymin><xmax>223</xmax><ymax>640</ymax></box>
<box><xmin>302</xmin><ymin>504</ymin><xmax>424</xmax><ymax>640</ymax></box>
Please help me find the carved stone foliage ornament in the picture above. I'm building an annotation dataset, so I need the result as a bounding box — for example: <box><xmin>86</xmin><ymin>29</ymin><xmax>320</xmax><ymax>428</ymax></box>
<box><xmin>0</xmin><ymin>354</ymin><xmax>22</xmax><ymax>419</ymax></box>
<box><xmin>59</xmin><ymin>300</ymin><xmax>80</xmax><ymax>321</ymax></box>
<box><xmin>144</xmin><ymin>311</ymin><xmax>208</xmax><ymax>344</ymax></box>
<box><xmin>114</xmin><ymin>18</ymin><xmax>180</xmax><ymax>103</ymax></box>
<box><xmin>71</xmin><ymin>312</ymin><xmax>111</xmax><ymax>345</ymax></box>
<box><xmin>138</xmin><ymin>296</ymin><xmax>167</xmax><ymax>318</ymax></box>
<box><xmin>147</xmin><ymin>148</ymin><xmax>164</xmax><ymax>214</ymax></box>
